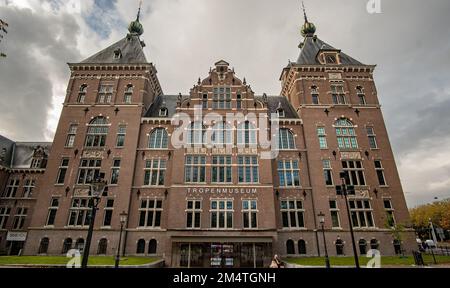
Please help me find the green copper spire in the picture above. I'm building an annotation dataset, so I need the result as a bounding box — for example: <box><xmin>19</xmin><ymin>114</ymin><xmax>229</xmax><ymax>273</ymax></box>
<box><xmin>128</xmin><ymin>0</ymin><xmax>144</xmax><ymax>36</ymax></box>
<box><xmin>300</xmin><ymin>2</ymin><xmax>316</xmax><ymax>37</ymax></box>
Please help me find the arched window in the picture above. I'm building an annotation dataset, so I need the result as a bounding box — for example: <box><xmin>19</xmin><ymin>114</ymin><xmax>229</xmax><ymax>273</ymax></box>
<box><xmin>124</xmin><ymin>84</ymin><xmax>133</xmax><ymax>103</ymax></box>
<box><xmin>187</xmin><ymin>122</ymin><xmax>205</xmax><ymax>145</ymax></box>
<box><xmin>393</xmin><ymin>239</ymin><xmax>402</xmax><ymax>255</ymax></box>
<box><xmin>311</xmin><ymin>86</ymin><xmax>319</xmax><ymax>104</ymax></box>
<box><xmin>279</xmin><ymin>129</ymin><xmax>295</xmax><ymax>150</ymax></box>
<box><xmin>370</xmin><ymin>239</ymin><xmax>379</xmax><ymax>250</ymax></box>
<box><xmin>359</xmin><ymin>239</ymin><xmax>367</xmax><ymax>255</ymax></box>
<box><xmin>148</xmin><ymin>128</ymin><xmax>168</xmax><ymax>149</ymax></box>
<box><xmin>211</xmin><ymin>122</ymin><xmax>232</xmax><ymax>146</ymax></box>
<box><xmin>335</xmin><ymin>239</ymin><xmax>344</xmax><ymax>255</ymax></box>
<box><xmin>286</xmin><ymin>239</ymin><xmax>295</xmax><ymax>255</ymax></box>
<box><xmin>85</xmin><ymin>117</ymin><xmax>109</xmax><ymax>148</ymax></box>
<box><xmin>335</xmin><ymin>118</ymin><xmax>358</xmax><ymax>149</ymax></box>
<box><xmin>75</xmin><ymin>238</ymin><xmax>85</xmax><ymax>253</ymax></box>
<box><xmin>136</xmin><ymin>239</ymin><xmax>146</xmax><ymax>254</ymax></box>
<box><xmin>97</xmin><ymin>238</ymin><xmax>108</xmax><ymax>255</ymax></box>
<box><xmin>38</xmin><ymin>237</ymin><xmax>49</xmax><ymax>254</ymax></box>
<box><xmin>356</xmin><ymin>86</ymin><xmax>366</xmax><ymax>105</ymax></box>
<box><xmin>148</xmin><ymin>239</ymin><xmax>157</xmax><ymax>254</ymax></box>
<box><xmin>78</xmin><ymin>84</ymin><xmax>87</xmax><ymax>103</ymax></box>
<box><xmin>62</xmin><ymin>238</ymin><xmax>73</xmax><ymax>254</ymax></box>
<box><xmin>237</xmin><ymin>121</ymin><xmax>257</xmax><ymax>147</ymax></box>
<box><xmin>298</xmin><ymin>240</ymin><xmax>307</xmax><ymax>255</ymax></box>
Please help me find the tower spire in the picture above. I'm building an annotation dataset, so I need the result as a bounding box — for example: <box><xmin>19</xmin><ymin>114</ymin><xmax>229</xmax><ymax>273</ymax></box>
<box><xmin>302</xmin><ymin>1</ymin><xmax>308</xmax><ymax>23</ymax></box>
<box><xmin>128</xmin><ymin>0</ymin><xmax>144</xmax><ymax>36</ymax></box>
<box><xmin>137</xmin><ymin>0</ymin><xmax>142</xmax><ymax>21</ymax></box>
<box><xmin>300</xmin><ymin>1</ymin><xmax>316</xmax><ymax>37</ymax></box>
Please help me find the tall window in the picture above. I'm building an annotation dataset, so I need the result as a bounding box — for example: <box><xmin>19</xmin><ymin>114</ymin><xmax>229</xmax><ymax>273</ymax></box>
<box><xmin>12</xmin><ymin>207</ymin><xmax>27</xmax><ymax>230</ymax></box>
<box><xmin>187</xmin><ymin>123</ymin><xmax>205</xmax><ymax>146</ymax></box>
<box><xmin>342</xmin><ymin>160</ymin><xmax>366</xmax><ymax>186</ymax></box>
<box><xmin>238</xmin><ymin>156</ymin><xmax>259</xmax><ymax>183</ymax></box>
<box><xmin>281</xmin><ymin>200</ymin><xmax>305</xmax><ymax>228</ymax></box>
<box><xmin>286</xmin><ymin>240</ymin><xmax>295</xmax><ymax>255</ymax></box>
<box><xmin>317</xmin><ymin>127</ymin><xmax>328</xmax><ymax>149</ymax></box>
<box><xmin>331</xmin><ymin>84</ymin><xmax>346</xmax><ymax>104</ymax></box>
<box><xmin>3</xmin><ymin>178</ymin><xmax>19</xmax><ymax>198</ymax></box>
<box><xmin>77</xmin><ymin>159</ymin><xmax>102</xmax><ymax>185</ymax></box>
<box><xmin>237</xmin><ymin>121</ymin><xmax>257</xmax><ymax>147</ymax></box>
<box><xmin>62</xmin><ymin>238</ymin><xmax>72</xmax><ymax>254</ymax></box>
<box><xmin>211</xmin><ymin>122</ymin><xmax>232</xmax><ymax>146</ymax></box>
<box><xmin>242</xmin><ymin>200</ymin><xmax>258</xmax><ymax>229</ymax></box>
<box><xmin>65</xmin><ymin>124</ymin><xmax>78</xmax><ymax>147</ymax></box>
<box><xmin>279</xmin><ymin>129</ymin><xmax>295</xmax><ymax>150</ymax></box>
<box><xmin>185</xmin><ymin>156</ymin><xmax>206</xmax><ymax>183</ymax></box>
<box><xmin>202</xmin><ymin>94</ymin><xmax>208</xmax><ymax>109</ymax></box>
<box><xmin>367</xmin><ymin>127</ymin><xmax>378</xmax><ymax>149</ymax></box>
<box><xmin>30</xmin><ymin>157</ymin><xmax>42</xmax><ymax>169</ymax></box>
<box><xmin>374</xmin><ymin>160</ymin><xmax>387</xmax><ymax>186</ymax></box>
<box><xmin>298</xmin><ymin>240</ymin><xmax>307</xmax><ymax>254</ymax></box>
<box><xmin>237</xmin><ymin>94</ymin><xmax>242</xmax><ymax>109</ymax></box>
<box><xmin>77</xmin><ymin>84</ymin><xmax>87</xmax><ymax>103</ymax></box>
<box><xmin>103</xmin><ymin>199</ymin><xmax>114</xmax><ymax>227</ymax></box>
<box><xmin>97</xmin><ymin>84</ymin><xmax>113</xmax><ymax>104</ymax></box>
<box><xmin>186</xmin><ymin>200</ymin><xmax>201</xmax><ymax>229</ymax></box>
<box><xmin>46</xmin><ymin>198</ymin><xmax>59</xmax><ymax>226</ymax></box>
<box><xmin>211</xmin><ymin>156</ymin><xmax>232</xmax><ymax>183</ymax></box>
<box><xmin>213</xmin><ymin>87</ymin><xmax>231</xmax><ymax>109</ymax></box>
<box><xmin>56</xmin><ymin>158</ymin><xmax>69</xmax><ymax>184</ymax></box>
<box><xmin>311</xmin><ymin>86</ymin><xmax>319</xmax><ymax>104</ymax></box>
<box><xmin>116</xmin><ymin>125</ymin><xmax>126</xmax><ymax>147</ymax></box>
<box><xmin>38</xmin><ymin>238</ymin><xmax>50</xmax><ymax>254</ymax></box>
<box><xmin>124</xmin><ymin>84</ymin><xmax>133</xmax><ymax>104</ymax></box>
<box><xmin>322</xmin><ymin>160</ymin><xmax>333</xmax><ymax>186</ymax></box>
<box><xmin>110</xmin><ymin>159</ymin><xmax>121</xmax><ymax>185</ymax></box>
<box><xmin>329</xmin><ymin>200</ymin><xmax>340</xmax><ymax>228</ymax></box>
<box><xmin>210</xmin><ymin>199</ymin><xmax>233</xmax><ymax>229</ymax></box>
<box><xmin>349</xmin><ymin>200</ymin><xmax>374</xmax><ymax>228</ymax></box>
<box><xmin>278</xmin><ymin>160</ymin><xmax>300</xmax><ymax>187</ymax></box>
<box><xmin>335</xmin><ymin>119</ymin><xmax>358</xmax><ymax>149</ymax></box>
<box><xmin>68</xmin><ymin>198</ymin><xmax>91</xmax><ymax>227</ymax></box>
<box><xmin>148</xmin><ymin>128</ymin><xmax>168</xmax><ymax>149</ymax></box>
<box><xmin>384</xmin><ymin>199</ymin><xmax>395</xmax><ymax>227</ymax></box>
<box><xmin>356</xmin><ymin>86</ymin><xmax>366</xmax><ymax>105</ymax></box>
<box><xmin>22</xmin><ymin>178</ymin><xmax>35</xmax><ymax>198</ymax></box>
<box><xmin>0</xmin><ymin>207</ymin><xmax>10</xmax><ymax>229</ymax></box>
<box><xmin>97</xmin><ymin>238</ymin><xmax>108</xmax><ymax>255</ymax></box>
<box><xmin>144</xmin><ymin>159</ymin><xmax>166</xmax><ymax>186</ymax></box>
<box><xmin>85</xmin><ymin>117</ymin><xmax>109</xmax><ymax>148</ymax></box>
<box><xmin>138</xmin><ymin>199</ymin><xmax>162</xmax><ymax>228</ymax></box>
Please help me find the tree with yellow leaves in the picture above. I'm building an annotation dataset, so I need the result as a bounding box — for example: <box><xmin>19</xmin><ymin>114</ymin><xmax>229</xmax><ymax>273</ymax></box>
<box><xmin>410</xmin><ymin>199</ymin><xmax>450</xmax><ymax>231</ymax></box>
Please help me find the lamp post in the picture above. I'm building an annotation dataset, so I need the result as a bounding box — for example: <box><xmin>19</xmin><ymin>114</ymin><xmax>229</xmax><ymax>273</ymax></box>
<box><xmin>318</xmin><ymin>212</ymin><xmax>330</xmax><ymax>268</ymax></box>
<box><xmin>336</xmin><ymin>172</ymin><xmax>360</xmax><ymax>269</ymax></box>
<box><xmin>115</xmin><ymin>211</ymin><xmax>128</xmax><ymax>268</ymax></box>
<box><xmin>81</xmin><ymin>174</ymin><xmax>108</xmax><ymax>269</ymax></box>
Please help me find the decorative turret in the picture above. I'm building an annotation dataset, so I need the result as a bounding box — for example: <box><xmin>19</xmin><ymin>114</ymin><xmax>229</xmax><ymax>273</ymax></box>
<box><xmin>128</xmin><ymin>1</ymin><xmax>144</xmax><ymax>36</ymax></box>
<box><xmin>300</xmin><ymin>2</ymin><xmax>316</xmax><ymax>37</ymax></box>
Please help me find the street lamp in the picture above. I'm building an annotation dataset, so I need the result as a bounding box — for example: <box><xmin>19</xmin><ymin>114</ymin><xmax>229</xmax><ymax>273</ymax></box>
<box><xmin>81</xmin><ymin>174</ymin><xmax>108</xmax><ymax>268</ymax></box>
<box><xmin>318</xmin><ymin>212</ymin><xmax>331</xmax><ymax>268</ymax></box>
<box><xmin>115</xmin><ymin>211</ymin><xmax>128</xmax><ymax>268</ymax></box>
<box><xmin>336</xmin><ymin>171</ymin><xmax>360</xmax><ymax>269</ymax></box>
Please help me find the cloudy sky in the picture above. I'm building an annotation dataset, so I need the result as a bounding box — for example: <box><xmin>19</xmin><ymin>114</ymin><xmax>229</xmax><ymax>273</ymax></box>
<box><xmin>1</xmin><ymin>0</ymin><xmax>449</xmax><ymax>207</ymax></box>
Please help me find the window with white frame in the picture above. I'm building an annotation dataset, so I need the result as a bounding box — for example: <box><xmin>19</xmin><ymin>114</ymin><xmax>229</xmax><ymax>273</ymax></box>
<box><xmin>280</xmin><ymin>200</ymin><xmax>305</xmax><ymax>228</ymax></box>
<box><xmin>329</xmin><ymin>200</ymin><xmax>340</xmax><ymax>228</ymax></box>
<box><xmin>366</xmin><ymin>127</ymin><xmax>378</xmax><ymax>149</ymax></box>
<box><xmin>103</xmin><ymin>199</ymin><xmax>114</xmax><ymax>227</ymax></box>
<box><xmin>374</xmin><ymin>160</ymin><xmax>387</xmax><ymax>186</ymax></box>
<box><xmin>85</xmin><ymin>117</ymin><xmax>109</xmax><ymax>148</ymax></box>
<box><xmin>12</xmin><ymin>207</ymin><xmax>28</xmax><ymax>230</ymax></box>
<box><xmin>56</xmin><ymin>158</ymin><xmax>69</xmax><ymax>184</ymax></box>
<box><xmin>3</xmin><ymin>178</ymin><xmax>19</xmax><ymax>198</ymax></box>
<box><xmin>331</xmin><ymin>84</ymin><xmax>346</xmax><ymax>104</ymax></box>
<box><xmin>124</xmin><ymin>84</ymin><xmax>133</xmax><ymax>103</ymax></box>
<box><xmin>335</xmin><ymin>119</ymin><xmax>358</xmax><ymax>149</ymax></box>
<box><xmin>278</xmin><ymin>160</ymin><xmax>300</xmax><ymax>187</ymax></box>
<box><xmin>159</xmin><ymin>108</ymin><xmax>168</xmax><ymax>117</ymax></box>
<box><xmin>77</xmin><ymin>159</ymin><xmax>102</xmax><ymax>185</ymax></box>
<box><xmin>187</xmin><ymin>122</ymin><xmax>205</xmax><ymax>146</ymax></box>
<box><xmin>317</xmin><ymin>127</ymin><xmax>328</xmax><ymax>149</ymax></box>
<box><xmin>202</xmin><ymin>94</ymin><xmax>208</xmax><ymax>109</ymax></box>
<box><xmin>66</xmin><ymin>124</ymin><xmax>78</xmax><ymax>147</ymax></box>
<box><xmin>116</xmin><ymin>125</ymin><xmax>126</xmax><ymax>147</ymax></box>
<box><xmin>213</xmin><ymin>87</ymin><xmax>231</xmax><ymax>109</ymax></box>
<box><xmin>238</xmin><ymin>156</ymin><xmax>259</xmax><ymax>183</ymax></box>
<box><xmin>138</xmin><ymin>199</ymin><xmax>162</xmax><ymax>228</ymax></box>
<box><xmin>77</xmin><ymin>84</ymin><xmax>87</xmax><ymax>103</ymax></box>
<box><xmin>323</xmin><ymin>160</ymin><xmax>333</xmax><ymax>186</ymax></box>
<box><xmin>144</xmin><ymin>159</ymin><xmax>166</xmax><ymax>186</ymax></box>
<box><xmin>211</xmin><ymin>122</ymin><xmax>232</xmax><ymax>146</ymax></box>
<box><xmin>277</xmin><ymin>109</ymin><xmax>285</xmax><ymax>118</ymax></box>
<box><xmin>210</xmin><ymin>199</ymin><xmax>233</xmax><ymax>229</ymax></box>
<box><xmin>30</xmin><ymin>158</ymin><xmax>42</xmax><ymax>169</ymax></box>
<box><xmin>342</xmin><ymin>160</ymin><xmax>366</xmax><ymax>186</ymax></box>
<box><xmin>68</xmin><ymin>198</ymin><xmax>91</xmax><ymax>227</ymax></box>
<box><xmin>97</xmin><ymin>84</ymin><xmax>113</xmax><ymax>104</ymax></box>
<box><xmin>242</xmin><ymin>200</ymin><xmax>258</xmax><ymax>229</ymax></box>
<box><xmin>212</xmin><ymin>155</ymin><xmax>232</xmax><ymax>183</ymax></box>
<box><xmin>383</xmin><ymin>199</ymin><xmax>395</xmax><ymax>227</ymax></box>
<box><xmin>186</xmin><ymin>200</ymin><xmax>201</xmax><ymax>229</ymax></box>
<box><xmin>311</xmin><ymin>86</ymin><xmax>319</xmax><ymax>104</ymax></box>
<box><xmin>237</xmin><ymin>121</ymin><xmax>257</xmax><ymax>147</ymax></box>
<box><xmin>349</xmin><ymin>199</ymin><xmax>374</xmax><ymax>228</ymax></box>
<box><xmin>356</xmin><ymin>86</ymin><xmax>366</xmax><ymax>105</ymax></box>
<box><xmin>46</xmin><ymin>198</ymin><xmax>59</xmax><ymax>226</ymax></box>
<box><xmin>279</xmin><ymin>128</ymin><xmax>295</xmax><ymax>150</ymax></box>
<box><xmin>0</xmin><ymin>207</ymin><xmax>11</xmax><ymax>229</ymax></box>
<box><xmin>22</xmin><ymin>178</ymin><xmax>35</xmax><ymax>198</ymax></box>
<box><xmin>185</xmin><ymin>156</ymin><xmax>206</xmax><ymax>183</ymax></box>
<box><xmin>110</xmin><ymin>159</ymin><xmax>121</xmax><ymax>185</ymax></box>
<box><xmin>148</xmin><ymin>128</ymin><xmax>168</xmax><ymax>149</ymax></box>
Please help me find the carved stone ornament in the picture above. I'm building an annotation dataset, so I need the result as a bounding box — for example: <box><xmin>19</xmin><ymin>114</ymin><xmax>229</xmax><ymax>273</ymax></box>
<box><xmin>340</xmin><ymin>151</ymin><xmax>362</xmax><ymax>160</ymax></box>
<box><xmin>74</xmin><ymin>188</ymin><xmax>90</xmax><ymax>197</ymax></box>
<box><xmin>82</xmin><ymin>150</ymin><xmax>104</xmax><ymax>158</ymax></box>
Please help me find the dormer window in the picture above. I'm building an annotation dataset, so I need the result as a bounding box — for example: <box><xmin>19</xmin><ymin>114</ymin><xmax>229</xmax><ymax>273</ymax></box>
<box><xmin>159</xmin><ymin>108</ymin><xmax>168</xmax><ymax>117</ymax></box>
<box><xmin>114</xmin><ymin>49</ymin><xmax>122</xmax><ymax>59</ymax></box>
<box><xmin>277</xmin><ymin>109</ymin><xmax>285</xmax><ymax>118</ymax></box>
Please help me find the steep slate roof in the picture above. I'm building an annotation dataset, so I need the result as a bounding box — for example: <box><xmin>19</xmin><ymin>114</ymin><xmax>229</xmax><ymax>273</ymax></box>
<box><xmin>257</xmin><ymin>96</ymin><xmax>300</xmax><ymax>119</ymax></box>
<box><xmin>0</xmin><ymin>135</ymin><xmax>51</xmax><ymax>169</ymax></box>
<box><xmin>297</xmin><ymin>36</ymin><xmax>364</xmax><ymax>66</ymax></box>
<box><xmin>0</xmin><ymin>134</ymin><xmax>14</xmax><ymax>168</ymax></box>
<box><xmin>81</xmin><ymin>35</ymin><xmax>148</xmax><ymax>64</ymax></box>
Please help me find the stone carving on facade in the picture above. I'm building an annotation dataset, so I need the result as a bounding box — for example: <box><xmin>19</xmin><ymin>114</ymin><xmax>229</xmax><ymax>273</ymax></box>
<box><xmin>74</xmin><ymin>188</ymin><xmax>90</xmax><ymax>197</ymax></box>
<box><xmin>340</xmin><ymin>151</ymin><xmax>362</xmax><ymax>160</ymax></box>
<box><xmin>82</xmin><ymin>150</ymin><xmax>104</xmax><ymax>158</ymax></box>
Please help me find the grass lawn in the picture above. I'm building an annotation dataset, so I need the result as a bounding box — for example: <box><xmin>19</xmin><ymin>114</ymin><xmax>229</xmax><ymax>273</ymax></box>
<box><xmin>0</xmin><ymin>256</ymin><xmax>159</xmax><ymax>266</ymax></box>
<box><xmin>286</xmin><ymin>255</ymin><xmax>450</xmax><ymax>267</ymax></box>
